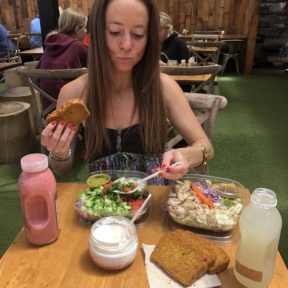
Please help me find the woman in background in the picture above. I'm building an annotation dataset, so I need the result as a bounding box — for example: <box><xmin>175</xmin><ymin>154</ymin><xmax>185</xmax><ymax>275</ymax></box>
<box><xmin>159</xmin><ymin>12</ymin><xmax>190</xmax><ymax>65</ymax></box>
<box><xmin>36</xmin><ymin>8</ymin><xmax>88</xmax><ymax>113</ymax></box>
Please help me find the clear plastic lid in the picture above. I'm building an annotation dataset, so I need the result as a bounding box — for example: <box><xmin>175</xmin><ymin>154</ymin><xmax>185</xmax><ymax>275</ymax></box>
<box><xmin>20</xmin><ymin>153</ymin><xmax>48</xmax><ymax>172</ymax></box>
<box><xmin>251</xmin><ymin>188</ymin><xmax>277</xmax><ymax>209</ymax></box>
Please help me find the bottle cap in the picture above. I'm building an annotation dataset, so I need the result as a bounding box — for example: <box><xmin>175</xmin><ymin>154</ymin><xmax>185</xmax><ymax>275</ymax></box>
<box><xmin>21</xmin><ymin>153</ymin><xmax>48</xmax><ymax>172</ymax></box>
<box><xmin>251</xmin><ymin>188</ymin><xmax>277</xmax><ymax>208</ymax></box>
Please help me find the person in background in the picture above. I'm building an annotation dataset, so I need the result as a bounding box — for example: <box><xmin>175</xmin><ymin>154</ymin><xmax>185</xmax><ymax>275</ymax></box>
<box><xmin>83</xmin><ymin>15</ymin><xmax>90</xmax><ymax>47</ymax></box>
<box><xmin>0</xmin><ymin>24</ymin><xmax>15</xmax><ymax>59</ymax></box>
<box><xmin>36</xmin><ymin>8</ymin><xmax>88</xmax><ymax>113</ymax></box>
<box><xmin>40</xmin><ymin>0</ymin><xmax>213</xmax><ymax>184</ymax></box>
<box><xmin>159</xmin><ymin>12</ymin><xmax>190</xmax><ymax>65</ymax></box>
<box><xmin>30</xmin><ymin>15</ymin><xmax>42</xmax><ymax>47</ymax></box>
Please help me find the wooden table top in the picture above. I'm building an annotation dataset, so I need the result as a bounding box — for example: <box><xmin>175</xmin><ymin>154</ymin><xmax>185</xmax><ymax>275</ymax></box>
<box><xmin>179</xmin><ymin>34</ymin><xmax>247</xmax><ymax>41</ymax></box>
<box><xmin>171</xmin><ymin>74</ymin><xmax>217</xmax><ymax>83</ymax></box>
<box><xmin>0</xmin><ymin>62</ymin><xmax>22</xmax><ymax>72</ymax></box>
<box><xmin>0</xmin><ymin>183</ymin><xmax>287</xmax><ymax>288</ymax></box>
<box><xmin>192</xmin><ymin>46</ymin><xmax>218</xmax><ymax>52</ymax></box>
<box><xmin>17</xmin><ymin>47</ymin><xmax>44</xmax><ymax>56</ymax></box>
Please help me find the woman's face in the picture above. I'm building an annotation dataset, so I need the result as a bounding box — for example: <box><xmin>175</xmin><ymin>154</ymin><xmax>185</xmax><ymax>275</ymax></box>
<box><xmin>105</xmin><ymin>0</ymin><xmax>148</xmax><ymax>73</ymax></box>
<box><xmin>160</xmin><ymin>26</ymin><xmax>169</xmax><ymax>41</ymax></box>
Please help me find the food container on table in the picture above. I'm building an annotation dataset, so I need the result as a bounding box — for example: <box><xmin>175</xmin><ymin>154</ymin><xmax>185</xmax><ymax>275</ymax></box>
<box><xmin>167</xmin><ymin>60</ymin><xmax>178</xmax><ymax>66</ymax></box>
<box><xmin>74</xmin><ymin>170</ymin><xmax>153</xmax><ymax>227</ymax></box>
<box><xmin>89</xmin><ymin>216</ymin><xmax>138</xmax><ymax>270</ymax></box>
<box><xmin>162</xmin><ymin>174</ymin><xmax>247</xmax><ymax>243</ymax></box>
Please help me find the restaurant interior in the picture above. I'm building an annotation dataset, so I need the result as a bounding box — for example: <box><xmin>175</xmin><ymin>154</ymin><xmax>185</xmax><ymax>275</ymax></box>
<box><xmin>0</xmin><ymin>0</ymin><xmax>287</xmax><ymax>287</ymax></box>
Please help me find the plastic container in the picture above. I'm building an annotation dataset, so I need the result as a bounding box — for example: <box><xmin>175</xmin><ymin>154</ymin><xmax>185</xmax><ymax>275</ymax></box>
<box><xmin>167</xmin><ymin>60</ymin><xmax>178</xmax><ymax>66</ymax></box>
<box><xmin>74</xmin><ymin>170</ymin><xmax>153</xmax><ymax>227</ymax></box>
<box><xmin>18</xmin><ymin>153</ymin><xmax>60</xmax><ymax>245</ymax></box>
<box><xmin>162</xmin><ymin>174</ymin><xmax>247</xmax><ymax>243</ymax></box>
<box><xmin>89</xmin><ymin>216</ymin><xmax>138</xmax><ymax>270</ymax></box>
<box><xmin>234</xmin><ymin>188</ymin><xmax>282</xmax><ymax>288</ymax></box>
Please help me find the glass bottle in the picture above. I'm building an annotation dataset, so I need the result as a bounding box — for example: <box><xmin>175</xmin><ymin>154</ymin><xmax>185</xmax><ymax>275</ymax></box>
<box><xmin>234</xmin><ymin>188</ymin><xmax>282</xmax><ymax>288</ymax></box>
<box><xmin>18</xmin><ymin>153</ymin><xmax>60</xmax><ymax>245</ymax></box>
<box><xmin>89</xmin><ymin>216</ymin><xmax>138</xmax><ymax>270</ymax></box>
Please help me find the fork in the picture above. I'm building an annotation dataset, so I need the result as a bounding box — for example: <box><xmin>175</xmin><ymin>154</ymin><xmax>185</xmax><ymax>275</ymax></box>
<box><xmin>113</xmin><ymin>161</ymin><xmax>181</xmax><ymax>195</ymax></box>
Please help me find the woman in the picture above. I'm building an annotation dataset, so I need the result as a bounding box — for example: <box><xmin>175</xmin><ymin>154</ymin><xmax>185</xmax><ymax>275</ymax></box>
<box><xmin>36</xmin><ymin>8</ymin><xmax>88</xmax><ymax>112</ymax></box>
<box><xmin>159</xmin><ymin>12</ymin><xmax>190</xmax><ymax>65</ymax></box>
<box><xmin>41</xmin><ymin>0</ymin><xmax>214</xmax><ymax>184</ymax></box>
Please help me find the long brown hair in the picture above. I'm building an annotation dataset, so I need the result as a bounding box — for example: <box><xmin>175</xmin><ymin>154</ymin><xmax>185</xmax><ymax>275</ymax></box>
<box><xmin>85</xmin><ymin>0</ymin><xmax>167</xmax><ymax>161</ymax></box>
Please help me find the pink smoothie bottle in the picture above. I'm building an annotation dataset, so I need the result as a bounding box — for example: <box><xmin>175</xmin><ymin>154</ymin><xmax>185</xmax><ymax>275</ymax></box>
<box><xmin>18</xmin><ymin>153</ymin><xmax>60</xmax><ymax>245</ymax></box>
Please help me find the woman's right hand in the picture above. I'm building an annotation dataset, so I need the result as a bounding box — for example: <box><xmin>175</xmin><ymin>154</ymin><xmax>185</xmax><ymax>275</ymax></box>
<box><xmin>41</xmin><ymin>120</ymin><xmax>77</xmax><ymax>158</ymax></box>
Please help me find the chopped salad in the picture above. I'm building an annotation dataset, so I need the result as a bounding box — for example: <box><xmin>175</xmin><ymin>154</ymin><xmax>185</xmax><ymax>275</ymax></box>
<box><xmin>167</xmin><ymin>179</ymin><xmax>243</xmax><ymax>232</ymax></box>
<box><xmin>75</xmin><ymin>177</ymin><xmax>149</xmax><ymax>223</ymax></box>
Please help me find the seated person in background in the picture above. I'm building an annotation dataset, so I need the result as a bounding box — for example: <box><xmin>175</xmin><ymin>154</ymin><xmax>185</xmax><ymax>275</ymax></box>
<box><xmin>159</xmin><ymin>12</ymin><xmax>190</xmax><ymax>66</ymax></box>
<box><xmin>36</xmin><ymin>8</ymin><xmax>88</xmax><ymax>114</ymax></box>
<box><xmin>41</xmin><ymin>0</ymin><xmax>214</xmax><ymax>184</ymax></box>
<box><xmin>0</xmin><ymin>24</ymin><xmax>15</xmax><ymax>59</ymax></box>
<box><xmin>30</xmin><ymin>15</ymin><xmax>42</xmax><ymax>47</ymax></box>
<box><xmin>83</xmin><ymin>15</ymin><xmax>90</xmax><ymax>47</ymax></box>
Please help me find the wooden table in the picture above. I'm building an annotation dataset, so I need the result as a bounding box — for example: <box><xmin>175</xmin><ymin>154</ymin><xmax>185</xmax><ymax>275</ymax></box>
<box><xmin>17</xmin><ymin>47</ymin><xmax>44</xmax><ymax>56</ymax></box>
<box><xmin>0</xmin><ymin>62</ymin><xmax>22</xmax><ymax>72</ymax></box>
<box><xmin>179</xmin><ymin>34</ymin><xmax>247</xmax><ymax>42</ymax></box>
<box><xmin>171</xmin><ymin>74</ymin><xmax>218</xmax><ymax>94</ymax></box>
<box><xmin>220</xmin><ymin>34</ymin><xmax>246</xmax><ymax>41</ymax></box>
<box><xmin>171</xmin><ymin>74</ymin><xmax>218</xmax><ymax>85</ymax></box>
<box><xmin>0</xmin><ymin>183</ymin><xmax>287</xmax><ymax>287</ymax></box>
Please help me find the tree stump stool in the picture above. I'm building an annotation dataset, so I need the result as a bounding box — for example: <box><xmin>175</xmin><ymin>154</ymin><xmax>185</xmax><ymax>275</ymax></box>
<box><xmin>0</xmin><ymin>101</ymin><xmax>37</xmax><ymax>164</ymax></box>
<box><xmin>3</xmin><ymin>67</ymin><xmax>28</xmax><ymax>88</ymax></box>
<box><xmin>0</xmin><ymin>87</ymin><xmax>41</xmax><ymax>134</ymax></box>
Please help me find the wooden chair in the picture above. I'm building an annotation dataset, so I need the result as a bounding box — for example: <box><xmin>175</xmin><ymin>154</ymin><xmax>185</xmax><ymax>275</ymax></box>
<box><xmin>16</xmin><ymin>67</ymin><xmax>88</xmax><ymax>150</ymax></box>
<box><xmin>160</xmin><ymin>64</ymin><xmax>222</xmax><ymax>94</ymax></box>
<box><xmin>23</xmin><ymin>32</ymin><xmax>43</xmax><ymax>48</ymax></box>
<box><xmin>166</xmin><ymin>93</ymin><xmax>228</xmax><ymax>175</ymax></box>
<box><xmin>187</xmin><ymin>41</ymin><xmax>225</xmax><ymax>65</ymax></box>
<box><xmin>0</xmin><ymin>33</ymin><xmax>22</xmax><ymax>63</ymax></box>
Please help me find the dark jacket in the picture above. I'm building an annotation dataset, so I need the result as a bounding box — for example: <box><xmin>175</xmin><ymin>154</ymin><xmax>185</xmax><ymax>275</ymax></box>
<box><xmin>160</xmin><ymin>32</ymin><xmax>190</xmax><ymax>64</ymax></box>
<box><xmin>36</xmin><ymin>32</ymin><xmax>88</xmax><ymax>112</ymax></box>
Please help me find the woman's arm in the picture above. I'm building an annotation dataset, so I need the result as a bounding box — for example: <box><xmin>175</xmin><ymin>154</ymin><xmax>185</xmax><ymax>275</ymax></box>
<box><xmin>41</xmin><ymin>74</ymin><xmax>88</xmax><ymax>176</ymax></box>
<box><xmin>160</xmin><ymin>73</ymin><xmax>214</xmax><ymax>179</ymax></box>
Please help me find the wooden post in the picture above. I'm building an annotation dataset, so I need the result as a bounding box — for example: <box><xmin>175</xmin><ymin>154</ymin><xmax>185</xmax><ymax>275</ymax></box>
<box><xmin>0</xmin><ymin>101</ymin><xmax>38</xmax><ymax>164</ymax></box>
<box><xmin>37</xmin><ymin>0</ymin><xmax>59</xmax><ymax>47</ymax></box>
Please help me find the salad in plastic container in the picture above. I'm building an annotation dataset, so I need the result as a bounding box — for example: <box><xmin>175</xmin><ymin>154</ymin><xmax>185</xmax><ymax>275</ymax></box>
<box><xmin>164</xmin><ymin>174</ymin><xmax>246</xmax><ymax>233</ymax></box>
<box><xmin>74</xmin><ymin>170</ymin><xmax>152</xmax><ymax>227</ymax></box>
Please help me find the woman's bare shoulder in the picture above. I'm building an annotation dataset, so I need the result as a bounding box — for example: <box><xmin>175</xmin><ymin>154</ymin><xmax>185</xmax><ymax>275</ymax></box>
<box><xmin>160</xmin><ymin>72</ymin><xmax>187</xmax><ymax>103</ymax></box>
<box><xmin>58</xmin><ymin>73</ymin><xmax>88</xmax><ymax>107</ymax></box>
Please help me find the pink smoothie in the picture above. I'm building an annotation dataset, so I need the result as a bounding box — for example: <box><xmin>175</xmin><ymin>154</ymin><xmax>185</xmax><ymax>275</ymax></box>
<box><xmin>18</xmin><ymin>154</ymin><xmax>60</xmax><ymax>245</ymax></box>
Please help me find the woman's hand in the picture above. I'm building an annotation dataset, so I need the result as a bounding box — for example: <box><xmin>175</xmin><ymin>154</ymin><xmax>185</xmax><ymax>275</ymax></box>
<box><xmin>157</xmin><ymin>149</ymin><xmax>189</xmax><ymax>180</ymax></box>
<box><xmin>41</xmin><ymin>120</ymin><xmax>77</xmax><ymax>157</ymax></box>
<box><xmin>159</xmin><ymin>60</ymin><xmax>167</xmax><ymax>66</ymax></box>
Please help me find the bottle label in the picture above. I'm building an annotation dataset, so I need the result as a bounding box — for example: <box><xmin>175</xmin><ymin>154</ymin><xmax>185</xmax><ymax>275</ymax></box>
<box><xmin>235</xmin><ymin>260</ymin><xmax>263</xmax><ymax>282</ymax></box>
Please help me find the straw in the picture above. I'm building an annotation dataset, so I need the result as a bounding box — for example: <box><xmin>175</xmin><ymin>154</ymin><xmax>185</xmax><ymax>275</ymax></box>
<box><xmin>120</xmin><ymin>194</ymin><xmax>152</xmax><ymax>244</ymax></box>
